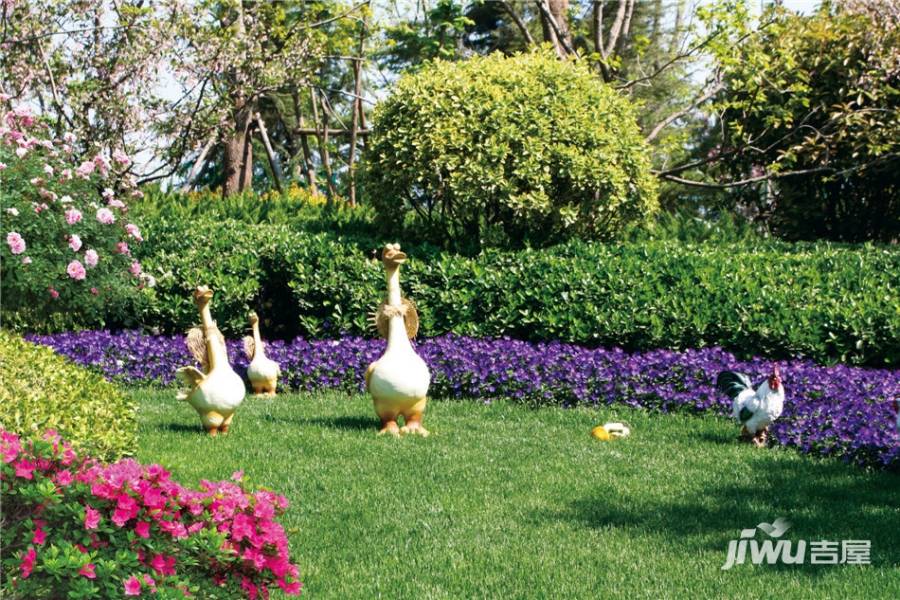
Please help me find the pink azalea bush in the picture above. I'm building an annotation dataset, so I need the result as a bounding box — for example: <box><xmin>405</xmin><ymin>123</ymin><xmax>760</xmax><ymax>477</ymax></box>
<box><xmin>1</xmin><ymin>429</ymin><xmax>302</xmax><ymax>599</ymax></box>
<box><xmin>0</xmin><ymin>103</ymin><xmax>150</xmax><ymax>326</ymax></box>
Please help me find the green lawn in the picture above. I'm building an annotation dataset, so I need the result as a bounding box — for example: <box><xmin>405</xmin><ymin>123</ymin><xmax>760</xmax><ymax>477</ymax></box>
<box><xmin>133</xmin><ymin>389</ymin><xmax>900</xmax><ymax>599</ymax></box>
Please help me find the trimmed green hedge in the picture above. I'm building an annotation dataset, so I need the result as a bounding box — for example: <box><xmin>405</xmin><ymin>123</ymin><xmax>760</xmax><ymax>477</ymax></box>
<box><xmin>130</xmin><ymin>219</ymin><xmax>900</xmax><ymax>366</ymax></box>
<box><xmin>0</xmin><ymin>331</ymin><xmax>136</xmax><ymax>461</ymax></box>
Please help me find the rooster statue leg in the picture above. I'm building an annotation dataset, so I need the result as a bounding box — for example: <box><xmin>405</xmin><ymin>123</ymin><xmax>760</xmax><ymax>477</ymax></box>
<box><xmin>400</xmin><ymin>398</ymin><xmax>429</xmax><ymax>437</ymax></box>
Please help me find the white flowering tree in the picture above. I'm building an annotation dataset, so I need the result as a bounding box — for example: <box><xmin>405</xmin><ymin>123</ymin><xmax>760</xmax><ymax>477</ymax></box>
<box><xmin>0</xmin><ymin>104</ymin><xmax>151</xmax><ymax>328</ymax></box>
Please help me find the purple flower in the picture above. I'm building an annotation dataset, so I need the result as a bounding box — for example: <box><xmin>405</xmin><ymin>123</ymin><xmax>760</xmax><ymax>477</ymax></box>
<box><xmin>24</xmin><ymin>331</ymin><xmax>900</xmax><ymax>469</ymax></box>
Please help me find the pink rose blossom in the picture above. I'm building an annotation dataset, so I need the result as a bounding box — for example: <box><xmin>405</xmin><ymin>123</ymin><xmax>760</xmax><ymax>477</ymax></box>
<box><xmin>125</xmin><ymin>223</ymin><xmax>143</xmax><ymax>241</ymax></box>
<box><xmin>130</xmin><ymin>261</ymin><xmax>142</xmax><ymax>277</ymax></box>
<box><xmin>113</xmin><ymin>148</ymin><xmax>131</xmax><ymax>166</ymax></box>
<box><xmin>60</xmin><ymin>195</ymin><xmax>73</xmax><ymax>204</ymax></box>
<box><xmin>4</xmin><ymin>207</ymin><xmax>16</xmax><ymax>216</ymax></box>
<box><xmin>78</xmin><ymin>563</ymin><xmax>96</xmax><ymax>579</ymax></box>
<box><xmin>68</xmin><ymin>234</ymin><xmax>82</xmax><ymax>252</ymax></box>
<box><xmin>75</xmin><ymin>161</ymin><xmax>95</xmax><ymax>179</ymax></box>
<box><xmin>43</xmin><ymin>164</ymin><xmax>53</xmax><ymax>176</ymax></box>
<box><xmin>96</xmin><ymin>207</ymin><xmax>115</xmax><ymax>224</ymax></box>
<box><xmin>115</xmin><ymin>242</ymin><xmax>130</xmax><ymax>255</ymax></box>
<box><xmin>84</xmin><ymin>505</ymin><xmax>101</xmax><ymax>530</ymax></box>
<box><xmin>6</xmin><ymin>231</ymin><xmax>25</xmax><ymax>254</ymax></box>
<box><xmin>15</xmin><ymin>147</ymin><xmax>27</xmax><ymax>158</ymax></box>
<box><xmin>124</xmin><ymin>575</ymin><xmax>142</xmax><ymax>596</ymax></box>
<box><xmin>48</xmin><ymin>287</ymin><xmax>59</xmax><ymax>299</ymax></box>
<box><xmin>93</xmin><ymin>154</ymin><xmax>109</xmax><ymax>176</ymax></box>
<box><xmin>21</xmin><ymin>256</ymin><xmax>31</xmax><ymax>264</ymax></box>
<box><xmin>84</xmin><ymin>249</ymin><xmax>99</xmax><ymax>267</ymax></box>
<box><xmin>30</xmin><ymin>177</ymin><xmax>43</xmax><ymax>186</ymax></box>
<box><xmin>108</xmin><ymin>199</ymin><xmax>126</xmax><ymax>209</ymax></box>
<box><xmin>34</xmin><ymin>202</ymin><xmax>49</xmax><ymax>214</ymax></box>
<box><xmin>64</xmin><ymin>132</ymin><xmax>76</xmax><ymax>143</ymax></box>
<box><xmin>67</xmin><ymin>260</ymin><xmax>86</xmax><ymax>280</ymax></box>
<box><xmin>0</xmin><ymin>162</ymin><xmax>7</xmax><ymax>170</ymax></box>
<box><xmin>60</xmin><ymin>168</ymin><xmax>73</xmax><ymax>180</ymax></box>
<box><xmin>90</xmin><ymin>287</ymin><xmax>99</xmax><ymax>295</ymax></box>
<box><xmin>65</xmin><ymin>208</ymin><xmax>82</xmax><ymax>224</ymax></box>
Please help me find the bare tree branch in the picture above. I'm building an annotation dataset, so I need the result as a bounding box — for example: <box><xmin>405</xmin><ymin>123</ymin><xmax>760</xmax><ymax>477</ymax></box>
<box><xmin>534</xmin><ymin>1</ymin><xmax>577</xmax><ymax>57</ymax></box>
<box><xmin>501</xmin><ymin>1</ymin><xmax>535</xmax><ymax>46</ymax></box>
<box><xmin>658</xmin><ymin>167</ymin><xmax>833</xmax><ymax>189</ymax></box>
<box><xmin>644</xmin><ymin>79</ymin><xmax>723</xmax><ymax>143</ymax></box>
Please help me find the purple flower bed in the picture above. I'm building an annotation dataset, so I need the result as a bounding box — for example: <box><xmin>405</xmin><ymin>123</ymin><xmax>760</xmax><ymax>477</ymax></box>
<box><xmin>25</xmin><ymin>331</ymin><xmax>900</xmax><ymax>469</ymax></box>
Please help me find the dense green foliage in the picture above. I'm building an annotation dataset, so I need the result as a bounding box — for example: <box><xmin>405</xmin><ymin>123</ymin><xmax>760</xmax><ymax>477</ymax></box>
<box><xmin>0</xmin><ymin>331</ymin><xmax>136</xmax><ymax>461</ymax></box>
<box><xmin>714</xmin><ymin>2</ymin><xmax>899</xmax><ymax>242</ymax></box>
<box><xmin>120</xmin><ymin>218</ymin><xmax>900</xmax><ymax>366</ymax></box>
<box><xmin>136</xmin><ymin>389</ymin><xmax>900</xmax><ymax>599</ymax></box>
<box><xmin>365</xmin><ymin>49</ymin><xmax>658</xmax><ymax>251</ymax></box>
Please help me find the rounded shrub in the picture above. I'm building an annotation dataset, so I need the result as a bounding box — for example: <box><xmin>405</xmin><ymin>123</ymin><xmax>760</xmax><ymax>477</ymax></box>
<box><xmin>0</xmin><ymin>330</ymin><xmax>136</xmax><ymax>461</ymax></box>
<box><xmin>365</xmin><ymin>48</ymin><xmax>658</xmax><ymax>250</ymax></box>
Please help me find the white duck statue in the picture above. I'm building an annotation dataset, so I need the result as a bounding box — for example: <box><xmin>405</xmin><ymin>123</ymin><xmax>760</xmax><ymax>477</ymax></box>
<box><xmin>176</xmin><ymin>286</ymin><xmax>246</xmax><ymax>435</ymax></box>
<box><xmin>243</xmin><ymin>311</ymin><xmax>281</xmax><ymax>396</ymax></box>
<box><xmin>365</xmin><ymin>243</ymin><xmax>431</xmax><ymax>436</ymax></box>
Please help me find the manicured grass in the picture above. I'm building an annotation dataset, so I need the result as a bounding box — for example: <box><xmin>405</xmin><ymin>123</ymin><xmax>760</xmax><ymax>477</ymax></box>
<box><xmin>133</xmin><ymin>389</ymin><xmax>900</xmax><ymax>599</ymax></box>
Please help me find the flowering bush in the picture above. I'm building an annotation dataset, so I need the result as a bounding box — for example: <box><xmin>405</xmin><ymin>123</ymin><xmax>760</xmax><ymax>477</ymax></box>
<box><xmin>0</xmin><ymin>429</ymin><xmax>302</xmax><ymax>599</ymax></box>
<box><xmin>0</xmin><ymin>102</ymin><xmax>150</xmax><ymax>328</ymax></box>
<box><xmin>26</xmin><ymin>331</ymin><xmax>900</xmax><ymax>469</ymax></box>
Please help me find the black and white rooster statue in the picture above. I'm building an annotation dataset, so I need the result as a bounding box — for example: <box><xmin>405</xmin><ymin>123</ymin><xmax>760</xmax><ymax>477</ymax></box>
<box><xmin>716</xmin><ymin>365</ymin><xmax>785</xmax><ymax>447</ymax></box>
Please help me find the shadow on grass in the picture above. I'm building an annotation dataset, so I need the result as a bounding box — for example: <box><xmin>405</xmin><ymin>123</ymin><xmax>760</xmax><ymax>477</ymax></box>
<box><xmin>304</xmin><ymin>415</ymin><xmax>376</xmax><ymax>431</ymax></box>
<box><xmin>543</xmin><ymin>457</ymin><xmax>900</xmax><ymax>572</ymax></box>
<box><xmin>144</xmin><ymin>421</ymin><xmax>203</xmax><ymax>435</ymax></box>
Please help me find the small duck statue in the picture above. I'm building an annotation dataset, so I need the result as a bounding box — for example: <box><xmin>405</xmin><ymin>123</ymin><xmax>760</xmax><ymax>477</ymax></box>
<box><xmin>176</xmin><ymin>286</ymin><xmax>246</xmax><ymax>435</ymax></box>
<box><xmin>243</xmin><ymin>311</ymin><xmax>281</xmax><ymax>396</ymax></box>
<box><xmin>365</xmin><ymin>243</ymin><xmax>431</xmax><ymax>436</ymax></box>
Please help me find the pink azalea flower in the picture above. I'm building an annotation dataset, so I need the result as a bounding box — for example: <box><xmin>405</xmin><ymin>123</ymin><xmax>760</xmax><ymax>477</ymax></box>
<box><xmin>115</xmin><ymin>242</ymin><xmax>130</xmax><ymax>255</ymax></box>
<box><xmin>6</xmin><ymin>231</ymin><xmax>25</xmax><ymax>254</ymax></box>
<box><xmin>130</xmin><ymin>261</ymin><xmax>142</xmax><ymax>277</ymax></box>
<box><xmin>84</xmin><ymin>505</ymin><xmax>101</xmax><ymax>530</ymax></box>
<box><xmin>78</xmin><ymin>563</ymin><xmax>96</xmax><ymax>579</ymax></box>
<box><xmin>48</xmin><ymin>287</ymin><xmax>59</xmax><ymax>299</ymax></box>
<box><xmin>1</xmin><ymin>431</ymin><xmax>21</xmax><ymax>463</ymax></box>
<box><xmin>84</xmin><ymin>249</ymin><xmax>99</xmax><ymax>267</ymax></box>
<box><xmin>55</xmin><ymin>469</ymin><xmax>74</xmax><ymax>486</ymax></box>
<box><xmin>150</xmin><ymin>553</ymin><xmax>176</xmax><ymax>576</ymax></box>
<box><xmin>134</xmin><ymin>521</ymin><xmax>151</xmax><ymax>538</ymax></box>
<box><xmin>68</xmin><ymin>234</ymin><xmax>82</xmax><ymax>252</ymax></box>
<box><xmin>125</xmin><ymin>223</ymin><xmax>142</xmax><ymax>241</ymax></box>
<box><xmin>20</xmin><ymin>547</ymin><xmax>36</xmax><ymax>578</ymax></box>
<box><xmin>32</xmin><ymin>526</ymin><xmax>46</xmax><ymax>546</ymax></box>
<box><xmin>96</xmin><ymin>207</ymin><xmax>115</xmax><ymax>224</ymax></box>
<box><xmin>142</xmin><ymin>574</ymin><xmax>156</xmax><ymax>590</ymax></box>
<box><xmin>124</xmin><ymin>575</ymin><xmax>142</xmax><ymax>596</ymax></box>
<box><xmin>67</xmin><ymin>260</ymin><xmax>87</xmax><ymax>281</ymax></box>
<box><xmin>65</xmin><ymin>208</ymin><xmax>82</xmax><ymax>224</ymax></box>
<box><xmin>14</xmin><ymin>459</ymin><xmax>35</xmax><ymax>479</ymax></box>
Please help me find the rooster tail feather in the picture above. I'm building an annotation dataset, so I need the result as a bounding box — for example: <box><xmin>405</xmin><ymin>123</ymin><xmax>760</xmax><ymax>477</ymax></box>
<box><xmin>716</xmin><ymin>370</ymin><xmax>753</xmax><ymax>400</ymax></box>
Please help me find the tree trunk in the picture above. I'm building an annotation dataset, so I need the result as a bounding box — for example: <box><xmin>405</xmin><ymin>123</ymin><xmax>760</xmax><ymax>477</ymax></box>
<box><xmin>348</xmin><ymin>17</ymin><xmax>367</xmax><ymax>207</ymax></box>
<box><xmin>292</xmin><ymin>91</ymin><xmax>319</xmax><ymax>196</ymax></box>
<box><xmin>222</xmin><ymin>107</ymin><xmax>253</xmax><ymax>197</ymax></box>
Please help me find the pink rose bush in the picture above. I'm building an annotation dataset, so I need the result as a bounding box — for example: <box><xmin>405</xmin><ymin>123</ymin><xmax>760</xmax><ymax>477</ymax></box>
<box><xmin>1</xmin><ymin>429</ymin><xmax>303</xmax><ymax>599</ymax></box>
<box><xmin>0</xmin><ymin>103</ymin><xmax>147</xmax><ymax>319</ymax></box>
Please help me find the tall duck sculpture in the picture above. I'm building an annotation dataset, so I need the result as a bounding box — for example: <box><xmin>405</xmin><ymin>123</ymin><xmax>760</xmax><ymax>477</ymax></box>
<box><xmin>244</xmin><ymin>311</ymin><xmax>281</xmax><ymax>396</ymax></box>
<box><xmin>176</xmin><ymin>286</ymin><xmax>246</xmax><ymax>435</ymax></box>
<box><xmin>365</xmin><ymin>243</ymin><xmax>431</xmax><ymax>436</ymax></box>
